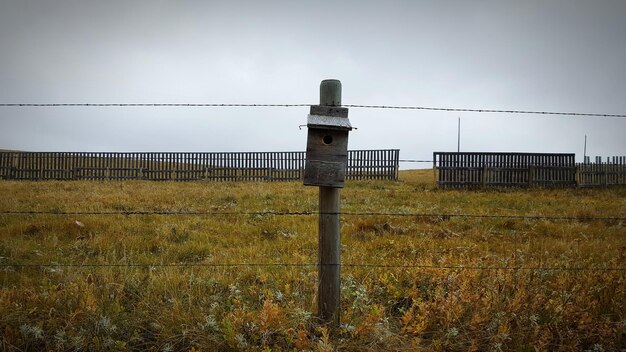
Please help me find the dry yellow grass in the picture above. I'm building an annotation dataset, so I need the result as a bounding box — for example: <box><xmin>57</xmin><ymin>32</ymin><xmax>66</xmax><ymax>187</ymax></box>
<box><xmin>0</xmin><ymin>170</ymin><xmax>625</xmax><ymax>351</ymax></box>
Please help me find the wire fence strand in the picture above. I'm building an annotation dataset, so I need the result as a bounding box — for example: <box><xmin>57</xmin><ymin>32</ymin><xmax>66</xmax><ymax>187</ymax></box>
<box><xmin>0</xmin><ymin>210</ymin><xmax>314</xmax><ymax>216</ymax></box>
<box><xmin>343</xmin><ymin>104</ymin><xmax>626</xmax><ymax>118</ymax></box>
<box><xmin>0</xmin><ymin>103</ymin><xmax>312</xmax><ymax>107</ymax></box>
<box><xmin>2</xmin><ymin>262</ymin><xmax>625</xmax><ymax>272</ymax></box>
<box><xmin>1</xmin><ymin>103</ymin><xmax>625</xmax><ymax>118</ymax></box>
<box><xmin>0</xmin><ymin>209</ymin><xmax>624</xmax><ymax>222</ymax></box>
<box><xmin>399</xmin><ymin>159</ymin><xmax>434</xmax><ymax>163</ymax></box>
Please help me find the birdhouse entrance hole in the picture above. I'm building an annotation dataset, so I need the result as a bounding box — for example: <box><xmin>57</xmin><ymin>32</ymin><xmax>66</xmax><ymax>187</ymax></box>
<box><xmin>323</xmin><ymin>135</ymin><xmax>333</xmax><ymax>145</ymax></box>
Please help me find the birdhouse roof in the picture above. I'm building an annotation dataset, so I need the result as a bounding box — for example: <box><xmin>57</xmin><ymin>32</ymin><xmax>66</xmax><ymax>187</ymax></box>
<box><xmin>307</xmin><ymin>114</ymin><xmax>353</xmax><ymax>131</ymax></box>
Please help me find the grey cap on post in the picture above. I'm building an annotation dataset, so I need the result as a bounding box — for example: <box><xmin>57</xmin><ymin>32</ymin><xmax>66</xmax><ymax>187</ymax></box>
<box><xmin>320</xmin><ymin>79</ymin><xmax>342</xmax><ymax>106</ymax></box>
<box><xmin>309</xmin><ymin>79</ymin><xmax>351</xmax><ymax>130</ymax></box>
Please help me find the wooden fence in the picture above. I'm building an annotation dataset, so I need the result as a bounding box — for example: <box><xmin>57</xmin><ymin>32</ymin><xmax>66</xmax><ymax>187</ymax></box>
<box><xmin>577</xmin><ymin>156</ymin><xmax>626</xmax><ymax>187</ymax></box>
<box><xmin>0</xmin><ymin>150</ymin><xmax>399</xmax><ymax>182</ymax></box>
<box><xmin>434</xmin><ymin>152</ymin><xmax>577</xmax><ymax>188</ymax></box>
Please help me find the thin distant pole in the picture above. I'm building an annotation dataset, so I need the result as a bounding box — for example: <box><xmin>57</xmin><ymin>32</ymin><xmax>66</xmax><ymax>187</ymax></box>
<box><xmin>457</xmin><ymin>117</ymin><xmax>461</xmax><ymax>153</ymax></box>
<box><xmin>583</xmin><ymin>135</ymin><xmax>587</xmax><ymax>163</ymax></box>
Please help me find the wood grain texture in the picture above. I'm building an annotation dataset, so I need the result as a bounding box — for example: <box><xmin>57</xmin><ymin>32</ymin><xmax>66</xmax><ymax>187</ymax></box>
<box><xmin>318</xmin><ymin>186</ymin><xmax>341</xmax><ymax>325</ymax></box>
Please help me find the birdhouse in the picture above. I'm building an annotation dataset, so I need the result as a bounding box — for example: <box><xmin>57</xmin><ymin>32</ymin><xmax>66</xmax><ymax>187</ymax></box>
<box><xmin>304</xmin><ymin>105</ymin><xmax>352</xmax><ymax>188</ymax></box>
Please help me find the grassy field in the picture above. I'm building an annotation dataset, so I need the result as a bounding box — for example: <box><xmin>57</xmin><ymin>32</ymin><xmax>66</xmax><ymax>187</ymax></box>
<box><xmin>0</xmin><ymin>169</ymin><xmax>625</xmax><ymax>351</ymax></box>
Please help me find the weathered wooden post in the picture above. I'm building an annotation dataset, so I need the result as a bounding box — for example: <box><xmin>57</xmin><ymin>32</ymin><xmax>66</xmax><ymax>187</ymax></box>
<box><xmin>432</xmin><ymin>152</ymin><xmax>437</xmax><ymax>187</ymax></box>
<box><xmin>11</xmin><ymin>152</ymin><xmax>18</xmax><ymax>180</ymax></box>
<box><xmin>304</xmin><ymin>79</ymin><xmax>352</xmax><ymax>326</ymax></box>
<box><xmin>482</xmin><ymin>163</ymin><xmax>488</xmax><ymax>188</ymax></box>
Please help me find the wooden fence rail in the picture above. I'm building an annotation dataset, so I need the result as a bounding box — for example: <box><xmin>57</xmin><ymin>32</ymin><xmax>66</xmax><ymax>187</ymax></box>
<box><xmin>0</xmin><ymin>150</ymin><xmax>399</xmax><ymax>182</ymax></box>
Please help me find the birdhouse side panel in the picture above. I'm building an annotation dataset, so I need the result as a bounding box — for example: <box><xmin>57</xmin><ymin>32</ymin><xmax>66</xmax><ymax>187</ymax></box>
<box><xmin>303</xmin><ymin>160</ymin><xmax>346</xmax><ymax>188</ymax></box>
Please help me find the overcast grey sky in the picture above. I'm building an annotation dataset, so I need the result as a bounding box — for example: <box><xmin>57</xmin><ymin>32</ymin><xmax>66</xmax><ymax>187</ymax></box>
<box><xmin>0</xmin><ymin>0</ymin><xmax>624</xmax><ymax>166</ymax></box>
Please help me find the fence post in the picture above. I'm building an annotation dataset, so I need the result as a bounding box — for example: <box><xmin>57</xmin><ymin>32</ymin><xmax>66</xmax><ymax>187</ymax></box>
<box><xmin>481</xmin><ymin>163</ymin><xmax>488</xmax><ymax>188</ymax></box>
<box><xmin>319</xmin><ymin>185</ymin><xmax>340</xmax><ymax>326</ymax></box>
<box><xmin>314</xmin><ymin>80</ymin><xmax>345</xmax><ymax>327</ymax></box>
<box><xmin>432</xmin><ymin>152</ymin><xmax>437</xmax><ymax>187</ymax></box>
<box><xmin>528</xmin><ymin>166</ymin><xmax>535</xmax><ymax>187</ymax></box>
<box><xmin>11</xmin><ymin>153</ymin><xmax>18</xmax><ymax>180</ymax></box>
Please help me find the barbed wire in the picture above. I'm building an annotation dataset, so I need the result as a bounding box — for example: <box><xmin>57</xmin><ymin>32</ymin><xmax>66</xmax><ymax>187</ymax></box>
<box><xmin>1</xmin><ymin>103</ymin><xmax>625</xmax><ymax>118</ymax></box>
<box><xmin>0</xmin><ymin>210</ymin><xmax>314</xmax><ymax>216</ymax></box>
<box><xmin>342</xmin><ymin>212</ymin><xmax>626</xmax><ymax>222</ymax></box>
<box><xmin>399</xmin><ymin>159</ymin><xmax>434</xmax><ymax>163</ymax></box>
<box><xmin>0</xmin><ymin>103</ymin><xmax>311</xmax><ymax>107</ymax></box>
<box><xmin>3</xmin><ymin>263</ymin><xmax>315</xmax><ymax>268</ymax></box>
<box><xmin>0</xmin><ymin>209</ymin><xmax>624</xmax><ymax>222</ymax></box>
<box><xmin>343</xmin><ymin>104</ymin><xmax>626</xmax><ymax>118</ymax></box>
<box><xmin>2</xmin><ymin>262</ymin><xmax>625</xmax><ymax>271</ymax></box>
